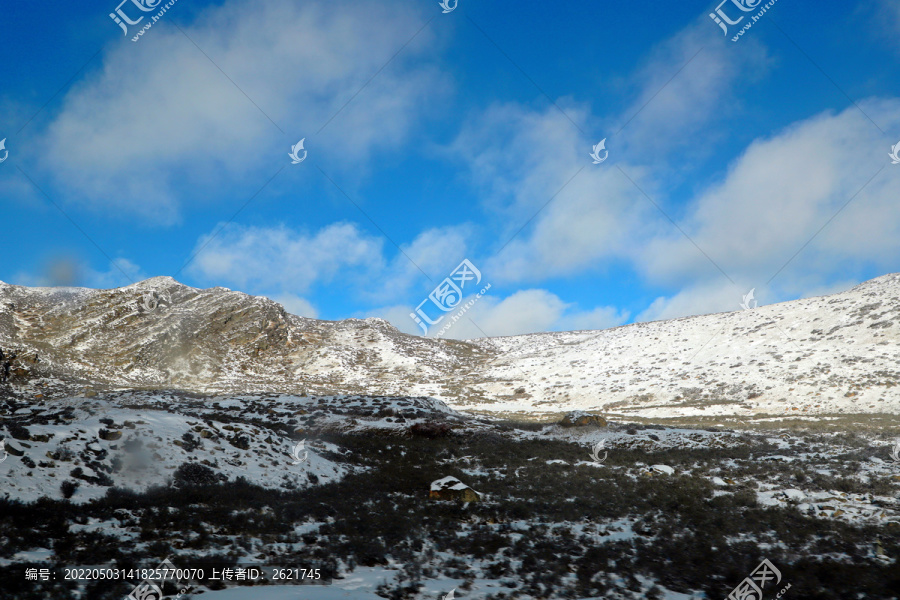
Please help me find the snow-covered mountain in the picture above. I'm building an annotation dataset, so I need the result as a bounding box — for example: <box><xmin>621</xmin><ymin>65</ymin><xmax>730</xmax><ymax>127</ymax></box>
<box><xmin>1</xmin><ymin>274</ymin><xmax>898</xmax><ymax>418</ymax></box>
<box><xmin>0</xmin><ymin>276</ymin><xmax>487</xmax><ymax>400</ymax></box>
<box><xmin>471</xmin><ymin>273</ymin><xmax>900</xmax><ymax>419</ymax></box>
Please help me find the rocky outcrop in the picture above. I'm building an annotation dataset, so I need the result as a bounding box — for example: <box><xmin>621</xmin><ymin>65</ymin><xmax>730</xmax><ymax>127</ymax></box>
<box><xmin>0</xmin><ymin>348</ymin><xmax>11</xmax><ymax>383</ymax></box>
<box><xmin>0</xmin><ymin>348</ymin><xmax>34</xmax><ymax>383</ymax></box>
<box><xmin>559</xmin><ymin>411</ymin><xmax>608</xmax><ymax>428</ymax></box>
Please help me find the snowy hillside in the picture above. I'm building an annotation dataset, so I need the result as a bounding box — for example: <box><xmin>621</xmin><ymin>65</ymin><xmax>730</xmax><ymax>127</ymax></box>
<box><xmin>0</xmin><ymin>392</ymin><xmax>467</xmax><ymax>503</ymax></box>
<box><xmin>1</xmin><ymin>274</ymin><xmax>898</xmax><ymax>418</ymax></box>
<box><xmin>470</xmin><ymin>273</ymin><xmax>900</xmax><ymax>418</ymax></box>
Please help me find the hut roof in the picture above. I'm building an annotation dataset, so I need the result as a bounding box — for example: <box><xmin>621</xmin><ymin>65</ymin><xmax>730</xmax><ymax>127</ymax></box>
<box><xmin>431</xmin><ymin>476</ymin><xmax>472</xmax><ymax>492</ymax></box>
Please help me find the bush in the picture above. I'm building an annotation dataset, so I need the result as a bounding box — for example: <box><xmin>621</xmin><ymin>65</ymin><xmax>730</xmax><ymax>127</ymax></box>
<box><xmin>173</xmin><ymin>462</ymin><xmax>221</xmax><ymax>486</ymax></box>
<box><xmin>60</xmin><ymin>480</ymin><xmax>79</xmax><ymax>499</ymax></box>
<box><xmin>51</xmin><ymin>446</ymin><xmax>76</xmax><ymax>462</ymax></box>
<box><xmin>6</xmin><ymin>422</ymin><xmax>30</xmax><ymax>440</ymax></box>
<box><xmin>409</xmin><ymin>422</ymin><xmax>452</xmax><ymax>438</ymax></box>
<box><xmin>181</xmin><ymin>432</ymin><xmax>201</xmax><ymax>452</ymax></box>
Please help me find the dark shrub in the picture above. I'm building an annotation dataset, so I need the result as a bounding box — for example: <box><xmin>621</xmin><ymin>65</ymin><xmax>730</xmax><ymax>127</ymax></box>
<box><xmin>409</xmin><ymin>422</ymin><xmax>452</xmax><ymax>438</ymax></box>
<box><xmin>61</xmin><ymin>480</ymin><xmax>79</xmax><ymax>499</ymax></box>
<box><xmin>173</xmin><ymin>462</ymin><xmax>221</xmax><ymax>486</ymax></box>
<box><xmin>6</xmin><ymin>422</ymin><xmax>30</xmax><ymax>440</ymax></box>
<box><xmin>228</xmin><ymin>435</ymin><xmax>250</xmax><ymax>450</ymax></box>
<box><xmin>181</xmin><ymin>432</ymin><xmax>201</xmax><ymax>452</ymax></box>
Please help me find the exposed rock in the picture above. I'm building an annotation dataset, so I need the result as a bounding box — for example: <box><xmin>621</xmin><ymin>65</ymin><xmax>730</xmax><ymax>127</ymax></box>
<box><xmin>0</xmin><ymin>348</ymin><xmax>35</xmax><ymax>384</ymax></box>
<box><xmin>4</xmin><ymin>442</ymin><xmax>24</xmax><ymax>457</ymax></box>
<box><xmin>98</xmin><ymin>429</ymin><xmax>123</xmax><ymax>441</ymax></box>
<box><xmin>559</xmin><ymin>411</ymin><xmax>607</xmax><ymax>428</ymax></box>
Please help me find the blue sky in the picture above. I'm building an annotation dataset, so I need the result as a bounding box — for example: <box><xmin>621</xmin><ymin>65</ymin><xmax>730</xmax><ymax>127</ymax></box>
<box><xmin>1</xmin><ymin>0</ymin><xmax>899</xmax><ymax>338</ymax></box>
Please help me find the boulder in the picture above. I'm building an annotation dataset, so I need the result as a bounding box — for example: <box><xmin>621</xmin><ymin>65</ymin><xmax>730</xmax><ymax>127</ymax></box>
<box><xmin>98</xmin><ymin>429</ymin><xmax>122</xmax><ymax>441</ymax></box>
<box><xmin>3</xmin><ymin>441</ymin><xmax>24</xmax><ymax>457</ymax></box>
<box><xmin>559</xmin><ymin>411</ymin><xmax>607</xmax><ymax>428</ymax></box>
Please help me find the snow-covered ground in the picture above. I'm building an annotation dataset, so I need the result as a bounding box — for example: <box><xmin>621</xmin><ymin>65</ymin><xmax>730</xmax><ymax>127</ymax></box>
<box><xmin>0</xmin><ymin>393</ymin><xmax>465</xmax><ymax>502</ymax></box>
<box><xmin>468</xmin><ymin>273</ymin><xmax>900</xmax><ymax>418</ymax></box>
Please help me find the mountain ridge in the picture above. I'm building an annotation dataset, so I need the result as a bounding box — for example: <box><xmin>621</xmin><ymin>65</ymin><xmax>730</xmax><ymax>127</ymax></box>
<box><xmin>1</xmin><ymin>274</ymin><xmax>898</xmax><ymax>418</ymax></box>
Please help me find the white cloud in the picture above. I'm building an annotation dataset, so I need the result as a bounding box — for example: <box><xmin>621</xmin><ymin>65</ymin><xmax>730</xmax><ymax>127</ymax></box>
<box><xmin>450</xmin><ymin>20</ymin><xmax>771</xmax><ymax>286</ymax></box>
<box><xmin>454</xmin><ymin>53</ymin><xmax>900</xmax><ymax>323</ymax></box>
<box><xmin>90</xmin><ymin>258</ymin><xmax>148</xmax><ymax>289</ymax></box>
<box><xmin>399</xmin><ymin>227</ymin><xmax>472</xmax><ymax>278</ymax></box>
<box><xmin>187</xmin><ymin>221</ymin><xmax>474</xmax><ymax>308</ymax></box>
<box><xmin>452</xmin><ymin>103</ymin><xmax>653</xmax><ymax>283</ymax></box>
<box><xmin>556</xmin><ymin>305</ymin><xmax>630</xmax><ymax>332</ymax></box>
<box><xmin>270</xmin><ymin>293</ymin><xmax>319</xmax><ymax>318</ymax></box>
<box><xmin>639</xmin><ymin>100</ymin><xmax>900</xmax><ymax>287</ymax></box>
<box><xmin>874</xmin><ymin>0</ymin><xmax>900</xmax><ymax>37</ymax></box>
<box><xmin>633</xmin><ymin>99</ymin><xmax>900</xmax><ymax>320</ymax></box>
<box><xmin>613</xmin><ymin>20</ymin><xmax>769</xmax><ymax>160</ymax></box>
<box><xmin>373</xmin><ymin>289</ymin><xmax>627</xmax><ymax>339</ymax></box>
<box><xmin>636</xmin><ymin>280</ymin><xmax>748</xmax><ymax>323</ymax></box>
<box><xmin>187</xmin><ymin>222</ymin><xmax>384</xmax><ymax>292</ymax></box>
<box><xmin>373</xmin><ymin>304</ymin><xmax>421</xmax><ymax>336</ymax></box>
<box><xmin>370</xmin><ymin>226</ymin><xmax>473</xmax><ymax>302</ymax></box>
<box><xmin>459</xmin><ymin>289</ymin><xmax>566</xmax><ymax>338</ymax></box>
<box><xmin>36</xmin><ymin>0</ymin><xmax>445</xmax><ymax>223</ymax></box>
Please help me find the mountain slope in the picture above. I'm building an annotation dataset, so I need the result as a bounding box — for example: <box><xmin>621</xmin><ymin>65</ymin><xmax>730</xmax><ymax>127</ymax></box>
<box><xmin>471</xmin><ymin>273</ymin><xmax>900</xmax><ymax>418</ymax></box>
<box><xmin>0</xmin><ymin>277</ymin><xmax>491</xmax><ymax>400</ymax></box>
<box><xmin>1</xmin><ymin>274</ymin><xmax>898</xmax><ymax>417</ymax></box>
